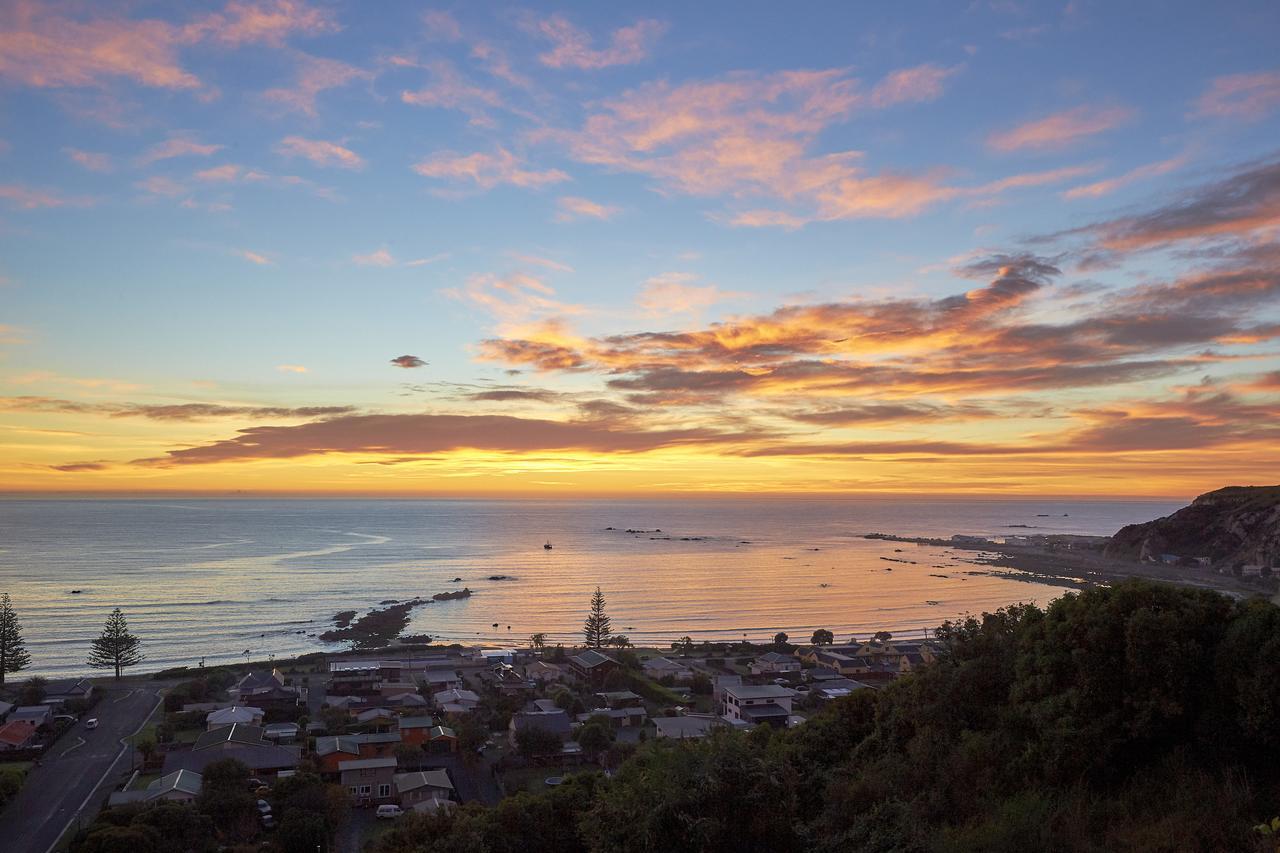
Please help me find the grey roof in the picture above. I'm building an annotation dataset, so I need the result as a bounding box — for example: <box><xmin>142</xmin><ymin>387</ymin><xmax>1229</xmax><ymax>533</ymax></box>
<box><xmin>263</xmin><ymin>723</ymin><xmax>299</xmax><ymax>737</ymax></box>
<box><xmin>510</xmin><ymin>709</ymin><xmax>572</xmax><ymax>737</ymax></box>
<box><xmin>354</xmin><ymin>731</ymin><xmax>402</xmax><ymax>745</ymax></box>
<box><xmin>653</xmin><ymin>716</ymin><xmax>719</xmax><ymax>738</ymax></box>
<box><xmin>355</xmin><ymin>707</ymin><xmax>395</xmax><ymax>722</ymax></box>
<box><xmin>643</xmin><ymin>657</ymin><xmax>689</xmax><ymax>671</ymax></box>
<box><xmin>315</xmin><ymin>736</ymin><xmax>360</xmax><ymax>756</ymax></box>
<box><xmin>194</xmin><ymin>723</ymin><xmax>265</xmax><ymax>750</ymax></box>
<box><xmin>739</xmin><ymin>702</ymin><xmax>791</xmax><ymax>720</ymax></box>
<box><xmin>394</xmin><ymin>769</ymin><xmax>453</xmax><ymax>794</ymax></box>
<box><xmin>338</xmin><ymin>757</ymin><xmax>397</xmax><ymax>772</ymax></box>
<box><xmin>207</xmin><ymin>706</ymin><xmax>264</xmax><ymax>724</ymax></box>
<box><xmin>429</xmin><ymin>725</ymin><xmax>455</xmax><ymax>739</ymax></box>
<box><xmin>397</xmin><ymin>716</ymin><xmax>436</xmax><ymax>729</ymax></box>
<box><xmin>755</xmin><ymin>652</ymin><xmax>796</xmax><ymax>664</ymax></box>
<box><xmin>43</xmin><ymin>677</ymin><xmax>95</xmax><ymax>697</ymax></box>
<box><xmin>568</xmin><ymin>649</ymin><xmax>616</xmax><ymax>668</ymax></box>
<box><xmin>595</xmin><ymin>690</ymin><xmax>642</xmax><ymax>702</ymax></box>
<box><xmin>232</xmin><ymin>670</ymin><xmax>284</xmax><ymax>692</ymax></box>
<box><xmin>11</xmin><ymin>706</ymin><xmax>51</xmax><ymax>720</ymax></box>
<box><xmin>724</xmin><ymin>684</ymin><xmax>795</xmax><ymax>700</ymax></box>
<box><xmin>148</xmin><ymin>769</ymin><xmax>203</xmax><ymax>797</ymax></box>
<box><xmin>164</xmin><ymin>744</ymin><xmax>300</xmax><ymax>774</ymax></box>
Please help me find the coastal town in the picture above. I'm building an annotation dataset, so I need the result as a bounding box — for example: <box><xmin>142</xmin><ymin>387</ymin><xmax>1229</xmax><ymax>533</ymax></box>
<box><xmin>0</xmin><ymin>590</ymin><xmax>939</xmax><ymax>852</ymax></box>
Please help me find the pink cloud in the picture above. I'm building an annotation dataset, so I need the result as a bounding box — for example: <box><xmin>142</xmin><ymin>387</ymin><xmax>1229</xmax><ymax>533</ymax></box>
<box><xmin>0</xmin><ymin>184</ymin><xmax>93</xmax><ymax>209</ymax></box>
<box><xmin>276</xmin><ymin>136</ymin><xmax>364</xmax><ymax>169</ymax></box>
<box><xmin>411</xmin><ymin>148</ymin><xmax>569</xmax><ymax>191</ymax></box>
<box><xmin>184</xmin><ymin>0</ymin><xmax>338</xmax><ymax>47</ymax></box>
<box><xmin>555</xmin><ymin>196</ymin><xmax>620</xmax><ymax>222</ymax></box>
<box><xmin>636</xmin><ymin>273</ymin><xmax>744</xmax><ymax>316</ymax></box>
<box><xmin>987</xmin><ymin>105</ymin><xmax>1134</xmax><ymax>152</ymax></box>
<box><xmin>1194</xmin><ymin>70</ymin><xmax>1280</xmax><ymax>121</ymax></box>
<box><xmin>400</xmin><ymin>60</ymin><xmax>505</xmax><ymax>126</ymax></box>
<box><xmin>64</xmin><ymin>148</ymin><xmax>112</xmax><ymax>172</ymax></box>
<box><xmin>1063</xmin><ymin>154</ymin><xmax>1189</xmax><ymax>200</ymax></box>
<box><xmin>868</xmin><ymin>64</ymin><xmax>961</xmax><ymax>108</ymax></box>
<box><xmin>137</xmin><ymin>134</ymin><xmax>224</xmax><ymax>165</ymax></box>
<box><xmin>421</xmin><ymin>10</ymin><xmax>462</xmax><ymax>41</ymax></box>
<box><xmin>233</xmin><ymin>248</ymin><xmax>274</xmax><ymax>265</ymax></box>
<box><xmin>353</xmin><ymin>248</ymin><xmax>395</xmax><ymax>267</ymax></box>
<box><xmin>262</xmin><ymin>52</ymin><xmax>371</xmax><ymax>116</ymax></box>
<box><xmin>530</xmin><ymin>15</ymin><xmax>666</xmax><ymax>70</ymax></box>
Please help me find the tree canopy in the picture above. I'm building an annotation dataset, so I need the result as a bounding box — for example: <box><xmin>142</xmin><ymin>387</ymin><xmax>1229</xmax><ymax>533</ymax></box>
<box><xmin>87</xmin><ymin>608</ymin><xmax>144</xmax><ymax>679</ymax></box>
<box><xmin>583</xmin><ymin>587</ymin><xmax>612</xmax><ymax>649</ymax></box>
<box><xmin>0</xmin><ymin>593</ymin><xmax>31</xmax><ymax>685</ymax></box>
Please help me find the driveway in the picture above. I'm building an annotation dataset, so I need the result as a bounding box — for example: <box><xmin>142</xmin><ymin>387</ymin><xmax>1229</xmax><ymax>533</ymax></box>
<box><xmin>0</xmin><ymin>684</ymin><xmax>163</xmax><ymax>853</ymax></box>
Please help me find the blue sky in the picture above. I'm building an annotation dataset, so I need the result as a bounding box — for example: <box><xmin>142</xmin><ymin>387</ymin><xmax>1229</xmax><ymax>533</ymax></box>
<box><xmin>1</xmin><ymin>1</ymin><xmax>1279</xmax><ymax>495</ymax></box>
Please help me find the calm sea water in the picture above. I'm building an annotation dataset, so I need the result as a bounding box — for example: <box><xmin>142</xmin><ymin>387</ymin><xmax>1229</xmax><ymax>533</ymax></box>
<box><xmin>0</xmin><ymin>498</ymin><xmax>1181</xmax><ymax>677</ymax></box>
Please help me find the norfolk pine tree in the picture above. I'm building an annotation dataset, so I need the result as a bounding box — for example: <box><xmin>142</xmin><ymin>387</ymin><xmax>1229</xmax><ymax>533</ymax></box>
<box><xmin>88</xmin><ymin>608</ymin><xmax>144</xmax><ymax>679</ymax></box>
<box><xmin>0</xmin><ymin>593</ymin><xmax>31</xmax><ymax>685</ymax></box>
<box><xmin>583</xmin><ymin>586</ymin><xmax>612</xmax><ymax>648</ymax></box>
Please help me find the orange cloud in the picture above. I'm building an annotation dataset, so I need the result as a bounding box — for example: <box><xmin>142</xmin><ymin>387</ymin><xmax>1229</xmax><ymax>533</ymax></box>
<box><xmin>276</xmin><ymin>135</ymin><xmax>364</xmax><ymax>169</ymax></box>
<box><xmin>184</xmin><ymin>0</ymin><xmax>338</xmax><ymax>47</ymax></box>
<box><xmin>1194</xmin><ymin>70</ymin><xmax>1280</xmax><ymax>121</ymax></box>
<box><xmin>234</xmin><ymin>248</ymin><xmax>273</xmax><ymax>265</ymax></box>
<box><xmin>636</xmin><ymin>273</ymin><xmax>745</xmax><ymax>316</ymax></box>
<box><xmin>353</xmin><ymin>248</ymin><xmax>395</xmax><ymax>267</ymax></box>
<box><xmin>411</xmin><ymin>148</ymin><xmax>569</xmax><ymax>190</ymax></box>
<box><xmin>400</xmin><ymin>60</ymin><xmax>505</xmax><ymax>126</ymax></box>
<box><xmin>529</xmin><ymin>15</ymin><xmax>666</xmax><ymax>70</ymax></box>
<box><xmin>868</xmin><ymin>63</ymin><xmax>960</xmax><ymax>108</ymax></box>
<box><xmin>555</xmin><ymin>196</ymin><xmax>620</xmax><ymax>221</ymax></box>
<box><xmin>445</xmin><ymin>273</ymin><xmax>584</xmax><ymax>326</ymax></box>
<box><xmin>137</xmin><ymin>134</ymin><xmax>224</xmax><ymax>165</ymax></box>
<box><xmin>987</xmin><ymin>105</ymin><xmax>1134</xmax><ymax>151</ymax></box>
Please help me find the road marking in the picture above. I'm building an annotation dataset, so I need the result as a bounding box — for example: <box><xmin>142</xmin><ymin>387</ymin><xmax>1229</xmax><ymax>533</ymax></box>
<box><xmin>43</xmin><ymin>689</ymin><xmax>163</xmax><ymax>853</ymax></box>
<box><xmin>111</xmin><ymin>689</ymin><xmax>138</xmax><ymax>704</ymax></box>
<box><xmin>60</xmin><ymin>737</ymin><xmax>85</xmax><ymax>756</ymax></box>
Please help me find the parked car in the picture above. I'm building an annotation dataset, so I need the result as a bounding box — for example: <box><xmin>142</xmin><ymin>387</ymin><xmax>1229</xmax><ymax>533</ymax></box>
<box><xmin>84</xmin><ymin>718</ymin><xmax>99</xmax><ymax>729</ymax></box>
<box><xmin>246</xmin><ymin>777</ymin><xmax>265</xmax><ymax>790</ymax></box>
<box><xmin>256</xmin><ymin>799</ymin><xmax>272</xmax><ymax>815</ymax></box>
<box><xmin>261</xmin><ymin>814</ymin><xmax>276</xmax><ymax>830</ymax></box>
<box><xmin>375</xmin><ymin>805</ymin><xmax>404</xmax><ymax>820</ymax></box>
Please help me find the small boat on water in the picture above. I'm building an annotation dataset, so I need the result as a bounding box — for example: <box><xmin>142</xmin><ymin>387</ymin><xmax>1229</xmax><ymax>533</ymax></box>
<box><xmin>543</xmin><ymin>541</ymin><xmax>553</xmax><ymax>550</ymax></box>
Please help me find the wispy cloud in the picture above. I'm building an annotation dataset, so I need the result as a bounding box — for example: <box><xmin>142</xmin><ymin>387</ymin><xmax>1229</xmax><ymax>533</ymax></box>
<box><xmin>411</xmin><ymin>148</ymin><xmax>569</xmax><ymax>191</ymax></box>
<box><xmin>276</xmin><ymin>135</ymin><xmax>364</xmax><ymax>169</ymax></box>
<box><xmin>262</xmin><ymin>52</ymin><xmax>371</xmax><ymax>116</ymax></box>
<box><xmin>636</xmin><ymin>273</ymin><xmax>745</xmax><ymax>316</ymax></box>
<box><xmin>353</xmin><ymin>247</ymin><xmax>395</xmax><ymax>266</ymax></box>
<box><xmin>399</xmin><ymin>59</ymin><xmax>505</xmax><ymax>127</ymax></box>
<box><xmin>1062</xmin><ymin>154</ymin><xmax>1189</xmax><ymax>199</ymax></box>
<box><xmin>1194</xmin><ymin>70</ymin><xmax>1280</xmax><ymax>121</ymax></box>
<box><xmin>136</xmin><ymin>133</ymin><xmax>224</xmax><ymax>166</ymax></box>
<box><xmin>233</xmin><ymin>248</ymin><xmax>274</xmax><ymax>265</ymax></box>
<box><xmin>63</xmin><ymin>148</ymin><xmax>112</xmax><ymax>172</ymax></box>
<box><xmin>527</xmin><ymin>15</ymin><xmax>667</xmax><ymax>70</ymax></box>
<box><xmin>987</xmin><ymin>105</ymin><xmax>1134</xmax><ymax>151</ymax></box>
<box><xmin>0</xmin><ymin>184</ymin><xmax>93</xmax><ymax>210</ymax></box>
<box><xmin>555</xmin><ymin>195</ymin><xmax>620</xmax><ymax>222</ymax></box>
<box><xmin>276</xmin><ymin>364</ymin><xmax>307</xmax><ymax>373</ymax></box>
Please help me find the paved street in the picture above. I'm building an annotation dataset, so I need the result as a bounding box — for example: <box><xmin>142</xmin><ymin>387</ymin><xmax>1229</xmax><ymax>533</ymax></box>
<box><xmin>0</xmin><ymin>685</ymin><xmax>163</xmax><ymax>853</ymax></box>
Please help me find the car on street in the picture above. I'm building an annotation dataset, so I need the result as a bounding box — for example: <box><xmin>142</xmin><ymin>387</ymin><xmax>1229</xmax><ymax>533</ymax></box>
<box><xmin>375</xmin><ymin>805</ymin><xmax>403</xmax><ymax>820</ymax></box>
<box><xmin>84</xmin><ymin>718</ymin><xmax>98</xmax><ymax>729</ymax></box>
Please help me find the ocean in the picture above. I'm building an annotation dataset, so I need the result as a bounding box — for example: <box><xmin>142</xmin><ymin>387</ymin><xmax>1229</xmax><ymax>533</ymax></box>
<box><xmin>0</xmin><ymin>497</ymin><xmax>1181</xmax><ymax>677</ymax></box>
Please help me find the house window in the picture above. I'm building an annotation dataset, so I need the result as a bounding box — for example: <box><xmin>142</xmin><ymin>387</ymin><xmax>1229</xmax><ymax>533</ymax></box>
<box><xmin>358</xmin><ymin>785</ymin><xmax>371</xmax><ymax>796</ymax></box>
<box><xmin>349</xmin><ymin>786</ymin><xmax>358</xmax><ymax>795</ymax></box>
<box><xmin>378</xmin><ymin>784</ymin><xmax>391</xmax><ymax>798</ymax></box>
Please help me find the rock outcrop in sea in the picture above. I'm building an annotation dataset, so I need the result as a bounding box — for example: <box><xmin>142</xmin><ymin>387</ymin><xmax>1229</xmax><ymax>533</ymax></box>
<box><xmin>1105</xmin><ymin>485</ymin><xmax>1280</xmax><ymax>571</ymax></box>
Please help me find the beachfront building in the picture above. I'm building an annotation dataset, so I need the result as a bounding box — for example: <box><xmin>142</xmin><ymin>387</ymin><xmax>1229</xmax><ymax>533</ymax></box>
<box><xmin>720</xmin><ymin>683</ymin><xmax>795</xmax><ymax>728</ymax></box>
<box><xmin>585</xmin><ymin>691</ymin><xmax>648</xmax><ymax>728</ymax></box>
<box><xmin>642</xmin><ymin>656</ymin><xmax>694</xmax><ymax>682</ymax></box>
<box><xmin>206</xmin><ymin>706</ymin><xmax>265</xmax><ymax>730</ymax></box>
<box><xmin>711</xmin><ymin>674</ymin><xmax>742</xmax><ymax>706</ymax></box>
<box><xmin>524</xmin><ymin>660</ymin><xmax>563</xmax><ymax>684</ymax></box>
<box><xmin>749</xmin><ymin>652</ymin><xmax>801</xmax><ymax>676</ymax></box>
<box><xmin>40</xmin><ymin>677</ymin><xmax>96</xmax><ymax>709</ymax></box>
<box><xmin>567</xmin><ymin>649</ymin><xmax>619</xmax><ymax>686</ymax></box>
<box><xmin>228</xmin><ymin>669</ymin><xmax>301</xmax><ymax>709</ymax></box>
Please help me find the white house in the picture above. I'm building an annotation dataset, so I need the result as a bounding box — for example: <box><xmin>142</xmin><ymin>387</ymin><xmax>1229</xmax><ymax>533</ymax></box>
<box><xmin>720</xmin><ymin>683</ymin><xmax>795</xmax><ymax>727</ymax></box>
<box><xmin>642</xmin><ymin>656</ymin><xmax>694</xmax><ymax>682</ymax></box>
<box><xmin>432</xmin><ymin>688</ymin><xmax>479</xmax><ymax>714</ymax></box>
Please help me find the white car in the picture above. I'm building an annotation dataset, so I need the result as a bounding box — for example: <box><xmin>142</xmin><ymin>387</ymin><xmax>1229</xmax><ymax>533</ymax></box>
<box><xmin>256</xmin><ymin>799</ymin><xmax>272</xmax><ymax>814</ymax></box>
<box><xmin>375</xmin><ymin>805</ymin><xmax>403</xmax><ymax>820</ymax></box>
<box><xmin>84</xmin><ymin>718</ymin><xmax>99</xmax><ymax>730</ymax></box>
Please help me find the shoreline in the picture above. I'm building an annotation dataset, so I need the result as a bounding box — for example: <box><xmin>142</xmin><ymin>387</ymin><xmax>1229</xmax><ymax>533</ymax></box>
<box><xmin>865</xmin><ymin>533</ymin><xmax>1273</xmax><ymax>599</ymax></box>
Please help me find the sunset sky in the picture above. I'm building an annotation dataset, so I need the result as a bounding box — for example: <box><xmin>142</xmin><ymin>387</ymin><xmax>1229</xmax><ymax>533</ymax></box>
<box><xmin>2</xmin><ymin>0</ymin><xmax>1279</xmax><ymax>496</ymax></box>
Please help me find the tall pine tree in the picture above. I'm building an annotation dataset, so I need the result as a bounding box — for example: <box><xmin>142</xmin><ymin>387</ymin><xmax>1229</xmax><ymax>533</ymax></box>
<box><xmin>87</xmin><ymin>608</ymin><xmax>144</xmax><ymax>680</ymax></box>
<box><xmin>583</xmin><ymin>586</ymin><xmax>612</xmax><ymax>648</ymax></box>
<box><xmin>0</xmin><ymin>593</ymin><xmax>31</xmax><ymax>685</ymax></box>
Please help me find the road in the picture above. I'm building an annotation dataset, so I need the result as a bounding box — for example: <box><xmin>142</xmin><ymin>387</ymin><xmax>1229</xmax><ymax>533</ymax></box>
<box><xmin>0</xmin><ymin>685</ymin><xmax>163</xmax><ymax>853</ymax></box>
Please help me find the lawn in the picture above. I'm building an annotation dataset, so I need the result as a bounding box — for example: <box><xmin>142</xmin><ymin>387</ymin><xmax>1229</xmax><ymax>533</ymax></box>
<box><xmin>499</xmin><ymin>765</ymin><xmax>572</xmax><ymax>795</ymax></box>
<box><xmin>127</xmin><ymin>772</ymin><xmax>161</xmax><ymax>791</ymax></box>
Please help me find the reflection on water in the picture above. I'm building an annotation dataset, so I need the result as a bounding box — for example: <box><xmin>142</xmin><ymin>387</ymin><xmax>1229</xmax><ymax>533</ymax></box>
<box><xmin>0</xmin><ymin>497</ymin><xmax>1180</xmax><ymax>676</ymax></box>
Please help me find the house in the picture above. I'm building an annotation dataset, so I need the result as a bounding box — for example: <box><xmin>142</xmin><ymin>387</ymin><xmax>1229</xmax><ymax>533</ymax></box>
<box><xmin>0</xmin><ymin>701</ymin><xmax>12</xmax><ymax>721</ymax></box>
<box><xmin>749</xmin><ymin>652</ymin><xmax>801</xmax><ymax>676</ymax></box>
<box><xmin>584</xmin><ymin>691</ymin><xmax>647</xmax><ymax>728</ymax></box>
<box><xmin>720</xmin><ymin>683</ymin><xmax>795</xmax><ymax>727</ymax></box>
<box><xmin>711</xmin><ymin>674</ymin><xmax>742</xmax><ymax>705</ymax></box>
<box><xmin>642</xmin><ymin>657</ymin><xmax>694</xmax><ymax>682</ymax></box>
<box><xmin>529</xmin><ymin>698</ymin><xmax>561</xmax><ymax>713</ymax></box>
<box><xmin>396</xmin><ymin>716</ymin><xmax>435</xmax><ymax>746</ymax></box>
<box><xmin>385</xmin><ymin>692</ymin><xmax>431</xmax><ymax>711</ymax></box>
<box><xmin>206</xmin><ymin>706</ymin><xmax>264</xmax><ymax>730</ymax></box>
<box><xmin>432</xmin><ymin>688</ymin><xmax>479</xmax><ymax>714</ymax></box>
<box><xmin>9</xmin><ymin>706</ymin><xmax>52</xmax><ymax>728</ymax></box>
<box><xmin>417</xmin><ymin>670</ymin><xmax>462</xmax><ymax>691</ymax></box>
<box><xmin>0</xmin><ymin>721</ymin><xmax>38</xmax><ymax>751</ymax></box>
<box><xmin>426</xmin><ymin>725</ymin><xmax>457</xmax><ymax>753</ymax></box>
<box><xmin>339</xmin><ymin>757</ymin><xmax>397</xmax><ymax>805</ymax></box>
<box><xmin>567</xmin><ymin>649</ymin><xmax>619</xmax><ymax>686</ymax></box>
<box><xmin>263</xmin><ymin>722</ymin><xmax>299</xmax><ymax>743</ymax></box>
<box><xmin>41</xmin><ymin>677</ymin><xmax>96</xmax><ymax>708</ymax></box>
<box><xmin>508</xmin><ymin>709</ymin><xmax>572</xmax><ymax>746</ymax></box>
<box><xmin>314</xmin><ymin>736</ymin><xmax>362</xmax><ymax>773</ymax></box>
<box><xmin>813</xmin><ymin>678</ymin><xmax>875</xmax><ymax>701</ymax></box>
<box><xmin>524</xmin><ymin>660</ymin><xmax>563</xmax><ymax>684</ymax></box>
<box><xmin>194</xmin><ymin>723</ymin><xmax>266</xmax><ymax>750</ymax></box>
<box><xmin>228</xmin><ymin>669</ymin><xmax>284</xmax><ymax>700</ymax></box>
<box><xmin>107</xmin><ymin>770</ymin><xmax>202</xmax><ymax>806</ymax></box>
<box><xmin>394</xmin><ymin>769</ymin><xmax>454</xmax><ymax>808</ymax></box>
<box><xmin>324</xmin><ymin>695</ymin><xmax>365</xmax><ymax>713</ymax></box>
<box><xmin>354</xmin><ymin>707</ymin><xmax>397</xmax><ymax>731</ymax></box>
<box><xmin>163</xmin><ymin>743</ymin><xmax>300</xmax><ymax>777</ymax></box>
<box><xmin>653</xmin><ymin>714</ymin><xmax>722</xmax><ymax>740</ymax></box>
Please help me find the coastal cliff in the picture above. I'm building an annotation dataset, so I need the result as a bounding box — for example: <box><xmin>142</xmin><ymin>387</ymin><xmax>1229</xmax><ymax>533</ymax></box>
<box><xmin>1106</xmin><ymin>485</ymin><xmax>1280</xmax><ymax>570</ymax></box>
